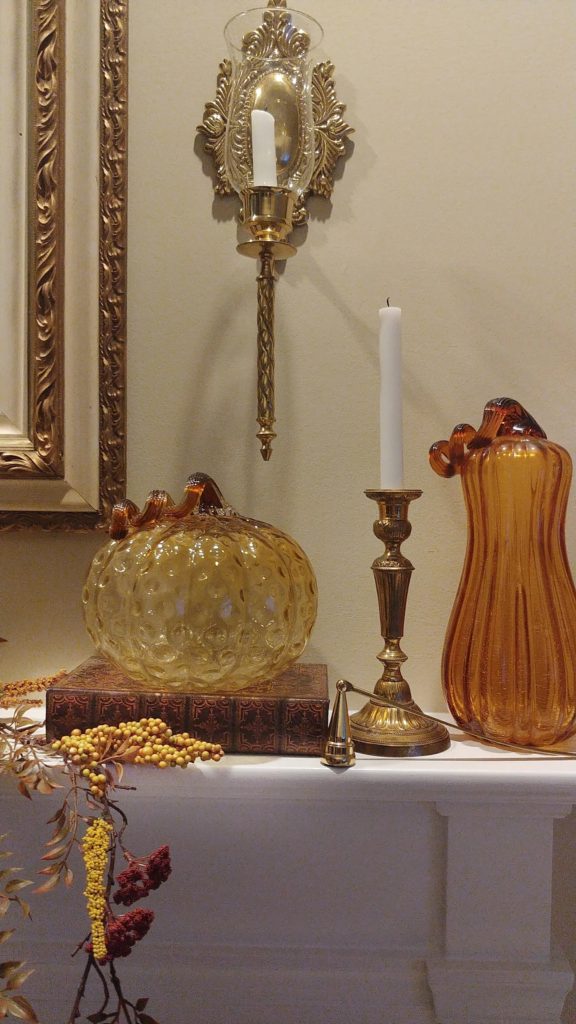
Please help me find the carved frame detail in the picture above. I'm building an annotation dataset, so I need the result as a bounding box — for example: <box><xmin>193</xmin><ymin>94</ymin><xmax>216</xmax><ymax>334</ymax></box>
<box><xmin>0</xmin><ymin>0</ymin><xmax>65</xmax><ymax>483</ymax></box>
<box><xmin>0</xmin><ymin>0</ymin><xmax>128</xmax><ymax>530</ymax></box>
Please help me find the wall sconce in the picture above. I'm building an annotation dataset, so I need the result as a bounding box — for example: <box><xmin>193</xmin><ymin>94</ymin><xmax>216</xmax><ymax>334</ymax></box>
<box><xmin>198</xmin><ymin>0</ymin><xmax>352</xmax><ymax>460</ymax></box>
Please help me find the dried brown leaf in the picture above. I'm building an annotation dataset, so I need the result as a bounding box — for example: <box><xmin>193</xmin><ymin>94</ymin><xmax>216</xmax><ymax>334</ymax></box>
<box><xmin>32</xmin><ymin>873</ymin><xmax>60</xmax><ymax>895</ymax></box>
<box><xmin>111</xmin><ymin>740</ymin><xmax>139</xmax><ymax>760</ymax></box>
<box><xmin>16</xmin><ymin>785</ymin><xmax>31</xmax><ymax>802</ymax></box>
<box><xmin>4</xmin><ymin>882</ymin><xmax>31</xmax><ymax>896</ymax></box>
<box><xmin>0</xmin><ymin>995</ymin><xmax>8</xmax><ymax>1018</ymax></box>
<box><xmin>45</xmin><ymin>807</ymin><xmax>65</xmax><ymax>826</ymax></box>
<box><xmin>6</xmin><ymin>969</ymin><xmax>34</xmax><ymax>992</ymax></box>
<box><xmin>63</xmin><ymin>867</ymin><xmax>73</xmax><ymax>888</ymax></box>
<box><xmin>0</xmin><ymin>933</ymin><xmax>14</xmax><ymax>947</ymax></box>
<box><xmin>0</xmin><ymin>963</ymin><xmax>22</xmax><ymax>980</ymax></box>
<box><xmin>46</xmin><ymin>821</ymin><xmax>70</xmax><ymax>847</ymax></box>
<box><xmin>3</xmin><ymin>995</ymin><xmax>38</xmax><ymax>1022</ymax></box>
<box><xmin>35</xmin><ymin>778</ymin><xmax>56</xmax><ymax>796</ymax></box>
<box><xmin>15</xmin><ymin>901</ymin><xmax>30</xmax><ymax>921</ymax></box>
<box><xmin>0</xmin><ymin>899</ymin><xmax>8</xmax><ymax>919</ymax></box>
<box><xmin>40</xmin><ymin>844</ymin><xmax>68</xmax><ymax>862</ymax></box>
<box><xmin>37</xmin><ymin>865</ymin><xmax>60</xmax><ymax>877</ymax></box>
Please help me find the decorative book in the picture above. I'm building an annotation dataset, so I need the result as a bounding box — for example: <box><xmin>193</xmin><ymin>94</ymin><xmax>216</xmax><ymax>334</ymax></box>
<box><xmin>46</xmin><ymin>655</ymin><xmax>329</xmax><ymax>755</ymax></box>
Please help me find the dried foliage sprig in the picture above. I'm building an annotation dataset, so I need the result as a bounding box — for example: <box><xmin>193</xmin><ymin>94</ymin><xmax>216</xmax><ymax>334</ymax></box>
<box><xmin>0</xmin><ymin>699</ymin><xmax>53</xmax><ymax>1023</ymax></box>
<box><xmin>0</xmin><ymin>832</ymin><xmax>36</xmax><ymax>1023</ymax></box>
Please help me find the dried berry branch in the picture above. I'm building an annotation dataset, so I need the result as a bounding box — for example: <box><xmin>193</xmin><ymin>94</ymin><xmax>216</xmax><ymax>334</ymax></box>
<box><xmin>1</xmin><ymin>686</ymin><xmax>224</xmax><ymax>1024</ymax></box>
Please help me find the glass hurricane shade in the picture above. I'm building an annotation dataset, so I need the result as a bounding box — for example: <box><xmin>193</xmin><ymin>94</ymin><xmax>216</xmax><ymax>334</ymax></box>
<box><xmin>223</xmin><ymin>6</ymin><xmax>323</xmax><ymax>195</ymax></box>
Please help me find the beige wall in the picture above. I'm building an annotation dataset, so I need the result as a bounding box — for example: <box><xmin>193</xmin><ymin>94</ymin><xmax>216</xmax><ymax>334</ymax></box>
<box><xmin>2</xmin><ymin>1</ymin><xmax>575</xmax><ymax>710</ymax></box>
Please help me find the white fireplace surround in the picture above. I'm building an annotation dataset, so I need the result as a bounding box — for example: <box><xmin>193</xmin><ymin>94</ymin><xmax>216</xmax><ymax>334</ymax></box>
<box><xmin>2</xmin><ymin>733</ymin><xmax>576</xmax><ymax>1023</ymax></box>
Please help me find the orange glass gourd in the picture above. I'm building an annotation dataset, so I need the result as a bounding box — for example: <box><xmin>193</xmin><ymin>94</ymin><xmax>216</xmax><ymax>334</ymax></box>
<box><xmin>430</xmin><ymin>398</ymin><xmax>576</xmax><ymax>746</ymax></box>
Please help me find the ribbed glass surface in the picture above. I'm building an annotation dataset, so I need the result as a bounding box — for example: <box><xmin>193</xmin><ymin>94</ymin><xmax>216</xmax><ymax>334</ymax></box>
<box><xmin>223</xmin><ymin>8</ymin><xmax>321</xmax><ymax>195</ymax></box>
<box><xmin>442</xmin><ymin>436</ymin><xmax>576</xmax><ymax>745</ymax></box>
<box><xmin>83</xmin><ymin>514</ymin><xmax>317</xmax><ymax>691</ymax></box>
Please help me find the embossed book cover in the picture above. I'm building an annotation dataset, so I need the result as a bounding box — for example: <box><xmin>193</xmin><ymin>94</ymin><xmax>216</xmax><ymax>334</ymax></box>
<box><xmin>46</xmin><ymin>655</ymin><xmax>328</xmax><ymax>755</ymax></box>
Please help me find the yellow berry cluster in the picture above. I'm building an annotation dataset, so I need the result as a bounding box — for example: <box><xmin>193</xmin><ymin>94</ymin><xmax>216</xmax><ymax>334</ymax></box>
<box><xmin>81</xmin><ymin>817</ymin><xmax>112</xmax><ymax>961</ymax></box>
<box><xmin>52</xmin><ymin>719</ymin><xmax>224</xmax><ymax>796</ymax></box>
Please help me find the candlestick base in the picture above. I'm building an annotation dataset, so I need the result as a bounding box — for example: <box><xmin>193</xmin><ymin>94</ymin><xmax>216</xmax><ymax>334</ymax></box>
<box><xmin>350</xmin><ymin>695</ymin><xmax>450</xmax><ymax>757</ymax></box>
<box><xmin>350</xmin><ymin>489</ymin><xmax>450</xmax><ymax>757</ymax></box>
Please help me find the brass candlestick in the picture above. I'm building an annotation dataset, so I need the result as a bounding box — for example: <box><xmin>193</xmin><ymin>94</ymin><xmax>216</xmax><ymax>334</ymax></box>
<box><xmin>350</xmin><ymin>489</ymin><xmax>450</xmax><ymax>756</ymax></box>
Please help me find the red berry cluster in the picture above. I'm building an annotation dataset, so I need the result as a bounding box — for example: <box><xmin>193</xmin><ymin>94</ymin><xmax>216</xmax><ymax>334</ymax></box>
<box><xmin>85</xmin><ymin>908</ymin><xmax>155</xmax><ymax>963</ymax></box>
<box><xmin>146</xmin><ymin>845</ymin><xmax>171</xmax><ymax>889</ymax></box>
<box><xmin>97</xmin><ymin>908</ymin><xmax>155</xmax><ymax>963</ymax></box>
<box><xmin>113</xmin><ymin>845</ymin><xmax>171</xmax><ymax>906</ymax></box>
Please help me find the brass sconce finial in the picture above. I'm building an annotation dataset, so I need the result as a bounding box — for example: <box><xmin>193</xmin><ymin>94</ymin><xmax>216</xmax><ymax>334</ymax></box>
<box><xmin>198</xmin><ymin>0</ymin><xmax>352</xmax><ymax>459</ymax></box>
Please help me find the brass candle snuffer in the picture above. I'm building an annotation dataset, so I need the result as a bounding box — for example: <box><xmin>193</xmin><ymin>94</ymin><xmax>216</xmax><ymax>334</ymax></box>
<box><xmin>198</xmin><ymin>0</ymin><xmax>352</xmax><ymax>460</ymax></box>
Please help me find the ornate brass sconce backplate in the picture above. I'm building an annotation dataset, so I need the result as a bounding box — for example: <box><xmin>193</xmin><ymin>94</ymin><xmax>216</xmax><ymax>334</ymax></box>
<box><xmin>198</xmin><ymin>1</ymin><xmax>352</xmax><ymax>223</ymax></box>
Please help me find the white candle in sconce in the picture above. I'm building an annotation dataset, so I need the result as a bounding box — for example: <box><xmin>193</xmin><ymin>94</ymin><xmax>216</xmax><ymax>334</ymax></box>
<box><xmin>379</xmin><ymin>303</ymin><xmax>404</xmax><ymax>489</ymax></box>
<box><xmin>250</xmin><ymin>109</ymin><xmax>277</xmax><ymax>187</ymax></box>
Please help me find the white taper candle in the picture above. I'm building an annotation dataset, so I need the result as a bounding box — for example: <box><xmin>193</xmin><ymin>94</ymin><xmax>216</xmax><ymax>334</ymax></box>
<box><xmin>251</xmin><ymin>109</ymin><xmax>277</xmax><ymax>187</ymax></box>
<box><xmin>379</xmin><ymin>305</ymin><xmax>404</xmax><ymax>488</ymax></box>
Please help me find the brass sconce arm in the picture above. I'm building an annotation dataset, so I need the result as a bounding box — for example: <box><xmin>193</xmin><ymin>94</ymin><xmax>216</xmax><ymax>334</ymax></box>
<box><xmin>236</xmin><ymin>185</ymin><xmax>297</xmax><ymax>458</ymax></box>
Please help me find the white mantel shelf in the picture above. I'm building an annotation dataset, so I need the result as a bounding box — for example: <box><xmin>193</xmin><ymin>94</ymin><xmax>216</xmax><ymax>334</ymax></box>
<box><xmin>2</xmin><ymin>728</ymin><xmax>576</xmax><ymax>1024</ymax></box>
<box><xmin>153</xmin><ymin>733</ymin><xmax>576</xmax><ymax>803</ymax></box>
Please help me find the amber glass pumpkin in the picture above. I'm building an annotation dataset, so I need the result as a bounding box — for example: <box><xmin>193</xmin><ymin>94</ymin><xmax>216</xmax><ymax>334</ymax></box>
<box><xmin>430</xmin><ymin>398</ymin><xmax>576</xmax><ymax>746</ymax></box>
<box><xmin>83</xmin><ymin>474</ymin><xmax>318</xmax><ymax>691</ymax></box>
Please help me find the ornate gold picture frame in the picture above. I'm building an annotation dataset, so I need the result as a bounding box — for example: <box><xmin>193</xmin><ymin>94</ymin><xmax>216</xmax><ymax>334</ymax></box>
<box><xmin>0</xmin><ymin>0</ymin><xmax>128</xmax><ymax>529</ymax></box>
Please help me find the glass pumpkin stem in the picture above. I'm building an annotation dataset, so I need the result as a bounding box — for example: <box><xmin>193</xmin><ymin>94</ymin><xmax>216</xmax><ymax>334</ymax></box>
<box><xmin>184</xmin><ymin>473</ymin><xmax>229</xmax><ymax>514</ymax></box>
<box><xmin>109</xmin><ymin>474</ymin><xmax>233</xmax><ymax>539</ymax></box>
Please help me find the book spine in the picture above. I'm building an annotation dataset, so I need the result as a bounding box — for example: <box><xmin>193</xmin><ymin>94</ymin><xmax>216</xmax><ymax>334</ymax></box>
<box><xmin>46</xmin><ymin>690</ymin><xmax>327</xmax><ymax>755</ymax></box>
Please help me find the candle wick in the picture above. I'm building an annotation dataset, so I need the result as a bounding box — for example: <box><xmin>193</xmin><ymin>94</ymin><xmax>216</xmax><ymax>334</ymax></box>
<box><xmin>386</xmin><ymin>297</ymin><xmax>391</xmax><ymax>307</ymax></box>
